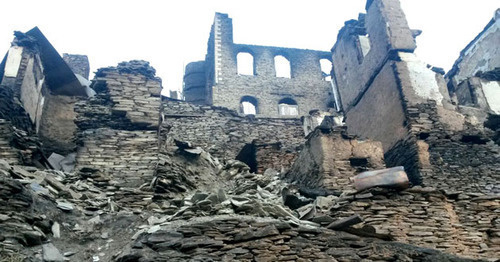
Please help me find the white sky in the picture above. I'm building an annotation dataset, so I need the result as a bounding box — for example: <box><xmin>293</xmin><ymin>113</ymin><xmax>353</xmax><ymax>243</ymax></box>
<box><xmin>0</xmin><ymin>0</ymin><xmax>498</xmax><ymax>93</ymax></box>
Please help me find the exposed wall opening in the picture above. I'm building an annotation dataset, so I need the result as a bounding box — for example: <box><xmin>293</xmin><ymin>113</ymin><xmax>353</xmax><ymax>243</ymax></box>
<box><xmin>274</xmin><ymin>55</ymin><xmax>291</xmax><ymax>78</ymax></box>
<box><xmin>460</xmin><ymin>135</ymin><xmax>488</xmax><ymax>144</ymax></box>
<box><xmin>278</xmin><ymin>98</ymin><xmax>298</xmax><ymax>116</ymax></box>
<box><xmin>235</xmin><ymin>143</ymin><xmax>257</xmax><ymax>173</ymax></box>
<box><xmin>356</xmin><ymin>35</ymin><xmax>371</xmax><ymax>63</ymax></box>
<box><xmin>237</xmin><ymin>52</ymin><xmax>254</xmax><ymax>75</ymax></box>
<box><xmin>349</xmin><ymin>157</ymin><xmax>369</xmax><ymax>172</ymax></box>
<box><xmin>320</xmin><ymin>59</ymin><xmax>332</xmax><ymax>81</ymax></box>
<box><xmin>240</xmin><ymin>96</ymin><xmax>258</xmax><ymax>115</ymax></box>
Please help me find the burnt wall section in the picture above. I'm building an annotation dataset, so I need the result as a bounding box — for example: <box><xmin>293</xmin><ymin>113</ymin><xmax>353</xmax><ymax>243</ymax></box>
<box><xmin>190</xmin><ymin>12</ymin><xmax>334</xmax><ymax>117</ymax></box>
<box><xmin>331</xmin><ymin>0</ymin><xmax>421</xmax><ymax>184</ymax></box>
<box><xmin>330</xmin><ymin>188</ymin><xmax>499</xmax><ymax>260</ymax></box>
<box><xmin>62</xmin><ymin>53</ymin><xmax>90</xmax><ymax>79</ymax></box>
<box><xmin>344</xmin><ymin>62</ymin><xmax>407</xmax><ymax>151</ymax></box>
<box><xmin>160</xmin><ymin>98</ymin><xmax>304</xmax><ymax>170</ymax></box>
<box><xmin>331</xmin><ymin>0</ymin><xmax>416</xmax><ymax>112</ymax></box>
<box><xmin>285</xmin><ymin>127</ymin><xmax>385</xmax><ymax>193</ymax></box>
<box><xmin>74</xmin><ymin>61</ymin><xmax>161</xmax><ymax>200</ymax></box>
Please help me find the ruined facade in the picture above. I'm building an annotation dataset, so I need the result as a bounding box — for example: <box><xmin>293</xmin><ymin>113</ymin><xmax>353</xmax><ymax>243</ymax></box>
<box><xmin>329</xmin><ymin>0</ymin><xmax>500</xmax><ymax>195</ymax></box>
<box><xmin>0</xmin><ymin>1</ymin><xmax>499</xmax><ymax>261</ymax></box>
<box><xmin>0</xmin><ymin>27</ymin><xmax>91</xmax><ymax>164</ymax></box>
<box><xmin>183</xmin><ymin>13</ymin><xmax>335</xmax><ymax>117</ymax></box>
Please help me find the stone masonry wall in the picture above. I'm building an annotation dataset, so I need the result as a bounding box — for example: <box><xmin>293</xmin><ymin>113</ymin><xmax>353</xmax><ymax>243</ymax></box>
<box><xmin>331</xmin><ymin>0</ymin><xmax>416</xmax><ymax>112</ymax></box>
<box><xmin>447</xmin><ymin>9</ymin><xmax>500</xmax><ymax>93</ymax></box>
<box><xmin>0</xmin><ymin>119</ymin><xmax>19</xmax><ymax>165</ymax></box>
<box><xmin>160</xmin><ymin>98</ymin><xmax>305</xmax><ymax>170</ymax></box>
<box><xmin>344</xmin><ymin>62</ymin><xmax>408</xmax><ymax>151</ymax></box>
<box><xmin>400</xmin><ymin>100</ymin><xmax>500</xmax><ymax>194</ymax></box>
<box><xmin>75</xmin><ymin>128</ymin><xmax>158</xmax><ymax>189</ymax></box>
<box><xmin>38</xmin><ymin>93</ymin><xmax>79</xmax><ymax>155</ymax></box>
<box><xmin>330</xmin><ymin>188</ymin><xmax>499</xmax><ymax>260</ymax></box>
<box><xmin>62</xmin><ymin>53</ymin><xmax>90</xmax><ymax>79</ymax></box>
<box><xmin>75</xmin><ymin>65</ymin><xmax>161</xmax><ymax>131</ymax></box>
<box><xmin>75</xmin><ymin>61</ymin><xmax>162</xmax><ymax>204</ymax></box>
<box><xmin>128</xmin><ymin>215</ymin><xmax>478</xmax><ymax>261</ymax></box>
<box><xmin>254</xmin><ymin>141</ymin><xmax>298</xmax><ymax>174</ymax></box>
<box><xmin>286</xmin><ymin>127</ymin><xmax>385</xmax><ymax>193</ymax></box>
<box><xmin>199</xmin><ymin>13</ymin><xmax>334</xmax><ymax>117</ymax></box>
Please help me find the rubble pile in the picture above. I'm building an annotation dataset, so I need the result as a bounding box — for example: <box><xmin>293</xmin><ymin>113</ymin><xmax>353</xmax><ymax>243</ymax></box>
<box><xmin>0</xmin><ymin>160</ymin><xmax>60</xmax><ymax>256</ymax></box>
<box><xmin>0</xmin><ymin>158</ymin><xmax>156</xmax><ymax>261</ymax></box>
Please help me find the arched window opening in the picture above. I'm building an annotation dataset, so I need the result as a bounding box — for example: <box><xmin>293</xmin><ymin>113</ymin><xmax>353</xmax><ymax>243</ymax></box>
<box><xmin>240</xmin><ymin>96</ymin><xmax>258</xmax><ymax>115</ymax></box>
<box><xmin>237</xmin><ymin>52</ymin><xmax>254</xmax><ymax>75</ymax></box>
<box><xmin>274</xmin><ymin>55</ymin><xmax>291</xmax><ymax>78</ymax></box>
<box><xmin>320</xmin><ymin>59</ymin><xmax>332</xmax><ymax>81</ymax></box>
<box><xmin>278</xmin><ymin>98</ymin><xmax>298</xmax><ymax>116</ymax></box>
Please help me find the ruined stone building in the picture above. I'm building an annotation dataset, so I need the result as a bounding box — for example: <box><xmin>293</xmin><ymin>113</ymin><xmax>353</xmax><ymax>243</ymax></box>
<box><xmin>183</xmin><ymin>13</ymin><xmax>335</xmax><ymax>117</ymax></box>
<box><xmin>0</xmin><ymin>0</ymin><xmax>499</xmax><ymax>261</ymax></box>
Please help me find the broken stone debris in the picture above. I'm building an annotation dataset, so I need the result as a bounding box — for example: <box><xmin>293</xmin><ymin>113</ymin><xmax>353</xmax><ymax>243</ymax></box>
<box><xmin>42</xmin><ymin>243</ymin><xmax>65</xmax><ymax>262</ymax></box>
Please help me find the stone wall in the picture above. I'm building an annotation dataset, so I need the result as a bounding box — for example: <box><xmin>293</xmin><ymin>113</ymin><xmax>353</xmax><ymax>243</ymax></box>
<box><xmin>400</xmin><ymin>100</ymin><xmax>500</xmax><ymax>194</ymax></box>
<box><xmin>125</xmin><ymin>215</ymin><xmax>478</xmax><ymax>261</ymax></box>
<box><xmin>3</xmin><ymin>46</ymin><xmax>45</xmax><ymax>132</ymax></box>
<box><xmin>330</xmin><ymin>188</ymin><xmax>499</xmax><ymax>260</ymax></box>
<box><xmin>254</xmin><ymin>141</ymin><xmax>298</xmax><ymax>174</ymax></box>
<box><xmin>76</xmin><ymin>128</ymin><xmax>158</xmax><ymax>189</ymax></box>
<box><xmin>160</xmin><ymin>98</ymin><xmax>305</xmax><ymax>170</ymax></box>
<box><xmin>286</xmin><ymin>127</ymin><xmax>385</xmax><ymax>193</ymax></box>
<box><xmin>331</xmin><ymin>0</ymin><xmax>416</xmax><ymax>112</ymax></box>
<box><xmin>330</xmin><ymin>0</ymin><xmax>500</xmax><ymax>192</ymax></box>
<box><xmin>186</xmin><ymin>12</ymin><xmax>334</xmax><ymax>118</ymax></box>
<box><xmin>330</xmin><ymin>0</ymin><xmax>422</xmax><ymax>184</ymax></box>
<box><xmin>38</xmin><ymin>93</ymin><xmax>79</xmax><ymax>155</ymax></box>
<box><xmin>0</xmin><ymin>119</ymin><xmax>18</xmax><ymax>165</ymax></box>
<box><xmin>75</xmin><ymin>61</ymin><xmax>161</xmax><ymax>197</ymax></box>
<box><xmin>75</xmin><ymin>63</ymin><xmax>161</xmax><ymax>131</ymax></box>
<box><xmin>62</xmin><ymin>53</ymin><xmax>90</xmax><ymax>79</ymax></box>
<box><xmin>344</xmin><ymin>62</ymin><xmax>408</xmax><ymax>151</ymax></box>
<box><xmin>447</xmin><ymin>9</ymin><xmax>500</xmax><ymax>93</ymax></box>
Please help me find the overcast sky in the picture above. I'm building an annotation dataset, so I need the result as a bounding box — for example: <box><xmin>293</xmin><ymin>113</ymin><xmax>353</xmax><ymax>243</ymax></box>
<box><xmin>0</xmin><ymin>0</ymin><xmax>498</xmax><ymax>93</ymax></box>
